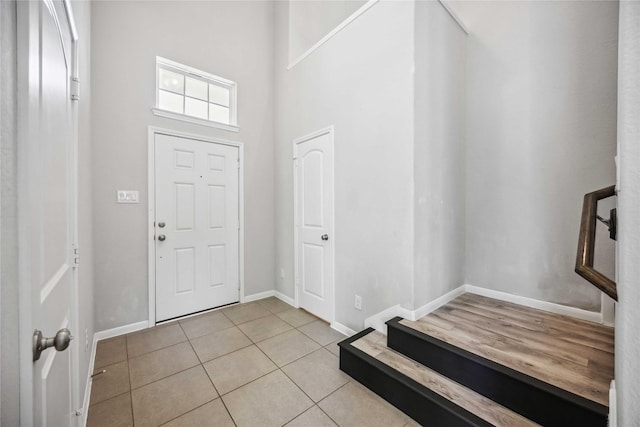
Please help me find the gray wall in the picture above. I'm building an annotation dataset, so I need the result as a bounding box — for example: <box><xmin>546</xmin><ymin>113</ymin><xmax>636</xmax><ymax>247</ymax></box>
<box><xmin>1</xmin><ymin>1</ymin><xmax>19</xmax><ymax>424</ymax></box>
<box><xmin>275</xmin><ymin>1</ymin><xmax>416</xmax><ymax>331</ymax></box>
<box><xmin>413</xmin><ymin>1</ymin><xmax>467</xmax><ymax>309</ymax></box>
<box><xmin>450</xmin><ymin>1</ymin><xmax>618</xmax><ymax>310</ymax></box>
<box><xmin>72</xmin><ymin>0</ymin><xmax>94</xmax><ymax>411</ymax></box>
<box><xmin>615</xmin><ymin>1</ymin><xmax>640</xmax><ymax>424</ymax></box>
<box><xmin>91</xmin><ymin>1</ymin><xmax>275</xmax><ymax>330</ymax></box>
<box><xmin>288</xmin><ymin>0</ymin><xmax>367</xmax><ymax>62</ymax></box>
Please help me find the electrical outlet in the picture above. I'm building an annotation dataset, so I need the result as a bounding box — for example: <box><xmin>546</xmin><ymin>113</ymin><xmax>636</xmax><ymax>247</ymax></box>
<box><xmin>355</xmin><ymin>295</ymin><xmax>362</xmax><ymax>310</ymax></box>
<box><xmin>85</xmin><ymin>328</ymin><xmax>89</xmax><ymax>352</ymax></box>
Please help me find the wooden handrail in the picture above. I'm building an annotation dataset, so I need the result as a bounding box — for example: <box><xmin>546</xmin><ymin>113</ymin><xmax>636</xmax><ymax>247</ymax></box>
<box><xmin>575</xmin><ymin>185</ymin><xmax>617</xmax><ymax>301</ymax></box>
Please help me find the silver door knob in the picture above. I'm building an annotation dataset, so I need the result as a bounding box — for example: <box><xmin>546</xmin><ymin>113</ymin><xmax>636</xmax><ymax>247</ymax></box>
<box><xmin>158</xmin><ymin>222</ymin><xmax>166</xmax><ymax>228</ymax></box>
<box><xmin>158</xmin><ymin>234</ymin><xmax>166</xmax><ymax>241</ymax></box>
<box><xmin>33</xmin><ymin>328</ymin><xmax>73</xmax><ymax>361</ymax></box>
<box><xmin>321</xmin><ymin>234</ymin><xmax>329</xmax><ymax>241</ymax></box>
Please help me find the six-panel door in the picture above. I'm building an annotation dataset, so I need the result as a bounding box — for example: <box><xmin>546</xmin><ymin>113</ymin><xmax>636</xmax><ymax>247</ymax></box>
<box><xmin>155</xmin><ymin>134</ymin><xmax>240</xmax><ymax>321</ymax></box>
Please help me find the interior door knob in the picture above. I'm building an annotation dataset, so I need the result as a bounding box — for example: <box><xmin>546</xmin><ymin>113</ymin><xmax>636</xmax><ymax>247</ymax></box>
<box><xmin>321</xmin><ymin>234</ymin><xmax>329</xmax><ymax>241</ymax></box>
<box><xmin>33</xmin><ymin>328</ymin><xmax>73</xmax><ymax>361</ymax></box>
<box><xmin>158</xmin><ymin>234</ymin><xmax>166</xmax><ymax>242</ymax></box>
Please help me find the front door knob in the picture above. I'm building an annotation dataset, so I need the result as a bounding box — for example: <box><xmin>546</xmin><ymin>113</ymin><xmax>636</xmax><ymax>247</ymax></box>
<box><xmin>33</xmin><ymin>328</ymin><xmax>73</xmax><ymax>361</ymax></box>
<box><xmin>158</xmin><ymin>234</ymin><xmax>166</xmax><ymax>242</ymax></box>
<box><xmin>321</xmin><ymin>234</ymin><xmax>329</xmax><ymax>241</ymax></box>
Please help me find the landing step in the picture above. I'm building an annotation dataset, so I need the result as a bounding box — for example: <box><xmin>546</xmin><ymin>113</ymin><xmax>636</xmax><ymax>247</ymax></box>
<box><xmin>339</xmin><ymin>328</ymin><xmax>539</xmax><ymax>427</ymax></box>
<box><xmin>387</xmin><ymin>293</ymin><xmax>612</xmax><ymax>427</ymax></box>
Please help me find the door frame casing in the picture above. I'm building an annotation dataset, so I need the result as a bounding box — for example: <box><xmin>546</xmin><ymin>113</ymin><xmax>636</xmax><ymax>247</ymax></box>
<box><xmin>147</xmin><ymin>126</ymin><xmax>245</xmax><ymax>327</ymax></box>
<box><xmin>293</xmin><ymin>125</ymin><xmax>335</xmax><ymax>324</ymax></box>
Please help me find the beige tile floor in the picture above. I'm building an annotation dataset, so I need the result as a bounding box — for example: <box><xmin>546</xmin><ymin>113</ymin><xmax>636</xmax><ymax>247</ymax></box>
<box><xmin>87</xmin><ymin>297</ymin><xmax>417</xmax><ymax>427</ymax></box>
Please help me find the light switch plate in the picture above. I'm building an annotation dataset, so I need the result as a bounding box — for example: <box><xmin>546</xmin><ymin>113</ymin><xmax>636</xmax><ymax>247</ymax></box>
<box><xmin>117</xmin><ymin>190</ymin><xmax>139</xmax><ymax>204</ymax></box>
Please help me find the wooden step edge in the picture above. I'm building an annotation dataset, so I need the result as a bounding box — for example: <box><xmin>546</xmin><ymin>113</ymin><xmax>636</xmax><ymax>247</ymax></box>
<box><xmin>386</xmin><ymin>317</ymin><xmax>609</xmax><ymax>427</ymax></box>
<box><xmin>350</xmin><ymin>330</ymin><xmax>540</xmax><ymax>427</ymax></box>
<box><xmin>338</xmin><ymin>328</ymin><xmax>494</xmax><ymax>427</ymax></box>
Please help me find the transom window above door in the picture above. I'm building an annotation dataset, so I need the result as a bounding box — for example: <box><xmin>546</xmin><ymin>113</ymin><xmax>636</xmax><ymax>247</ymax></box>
<box><xmin>152</xmin><ymin>57</ymin><xmax>239</xmax><ymax>132</ymax></box>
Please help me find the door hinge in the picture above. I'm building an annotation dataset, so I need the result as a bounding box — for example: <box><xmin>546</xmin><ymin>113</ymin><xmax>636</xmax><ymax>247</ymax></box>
<box><xmin>72</xmin><ymin>244</ymin><xmax>80</xmax><ymax>267</ymax></box>
<box><xmin>237</xmin><ymin>158</ymin><xmax>240</xmax><ymax>169</ymax></box>
<box><xmin>70</xmin><ymin>77</ymin><xmax>80</xmax><ymax>101</ymax></box>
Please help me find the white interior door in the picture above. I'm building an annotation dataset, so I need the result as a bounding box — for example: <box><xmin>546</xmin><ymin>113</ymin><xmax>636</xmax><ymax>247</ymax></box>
<box><xmin>18</xmin><ymin>0</ymin><xmax>79</xmax><ymax>425</ymax></box>
<box><xmin>155</xmin><ymin>133</ymin><xmax>240</xmax><ymax>322</ymax></box>
<box><xmin>295</xmin><ymin>128</ymin><xmax>334</xmax><ymax>322</ymax></box>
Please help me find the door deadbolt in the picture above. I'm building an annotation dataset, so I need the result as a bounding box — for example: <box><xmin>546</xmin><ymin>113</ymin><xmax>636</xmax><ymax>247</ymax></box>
<box><xmin>158</xmin><ymin>234</ymin><xmax>166</xmax><ymax>241</ymax></box>
<box><xmin>321</xmin><ymin>234</ymin><xmax>329</xmax><ymax>241</ymax></box>
<box><xmin>158</xmin><ymin>222</ymin><xmax>166</xmax><ymax>228</ymax></box>
<box><xmin>33</xmin><ymin>328</ymin><xmax>73</xmax><ymax>361</ymax></box>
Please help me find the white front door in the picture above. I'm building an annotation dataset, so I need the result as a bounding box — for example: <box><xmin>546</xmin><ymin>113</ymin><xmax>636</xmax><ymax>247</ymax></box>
<box><xmin>18</xmin><ymin>0</ymin><xmax>79</xmax><ymax>425</ymax></box>
<box><xmin>154</xmin><ymin>133</ymin><xmax>240</xmax><ymax>322</ymax></box>
<box><xmin>294</xmin><ymin>128</ymin><xmax>334</xmax><ymax>322</ymax></box>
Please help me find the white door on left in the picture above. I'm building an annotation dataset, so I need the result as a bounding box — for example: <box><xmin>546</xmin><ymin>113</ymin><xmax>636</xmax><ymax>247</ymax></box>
<box><xmin>18</xmin><ymin>0</ymin><xmax>79</xmax><ymax>425</ymax></box>
<box><xmin>154</xmin><ymin>133</ymin><xmax>240</xmax><ymax>322</ymax></box>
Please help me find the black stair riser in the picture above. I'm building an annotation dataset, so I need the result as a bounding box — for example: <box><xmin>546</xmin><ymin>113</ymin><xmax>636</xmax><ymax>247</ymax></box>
<box><xmin>386</xmin><ymin>317</ymin><xmax>608</xmax><ymax>427</ymax></box>
<box><xmin>338</xmin><ymin>329</ymin><xmax>493</xmax><ymax>427</ymax></box>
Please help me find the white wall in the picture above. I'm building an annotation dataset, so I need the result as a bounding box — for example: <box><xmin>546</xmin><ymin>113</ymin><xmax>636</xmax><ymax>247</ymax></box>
<box><xmin>413</xmin><ymin>1</ymin><xmax>467</xmax><ymax>309</ymax></box>
<box><xmin>449</xmin><ymin>1</ymin><xmax>619</xmax><ymax>310</ymax></box>
<box><xmin>91</xmin><ymin>1</ymin><xmax>275</xmax><ymax>330</ymax></box>
<box><xmin>1</xmin><ymin>1</ymin><xmax>19</xmax><ymax>424</ymax></box>
<box><xmin>615</xmin><ymin>1</ymin><xmax>640</xmax><ymax>424</ymax></box>
<box><xmin>288</xmin><ymin>0</ymin><xmax>367</xmax><ymax>62</ymax></box>
<box><xmin>275</xmin><ymin>1</ymin><xmax>416</xmax><ymax>331</ymax></box>
<box><xmin>72</xmin><ymin>0</ymin><xmax>94</xmax><ymax>413</ymax></box>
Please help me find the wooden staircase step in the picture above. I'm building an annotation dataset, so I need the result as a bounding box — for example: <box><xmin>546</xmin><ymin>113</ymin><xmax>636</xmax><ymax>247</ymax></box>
<box><xmin>339</xmin><ymin>328</ymin><xmax>539</xmax><ymax>427</ymax></box>
<box><xmin>401</xmin><ymin>293</ymin><xmax>614</xmax><ymax>406</ymax></box>
<box><xmin>387</xmin><ymin>296</ymin><xmax>611</xmax><ymax>427</ymax></box>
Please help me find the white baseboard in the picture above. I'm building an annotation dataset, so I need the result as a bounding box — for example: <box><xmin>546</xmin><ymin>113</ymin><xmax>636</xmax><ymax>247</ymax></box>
<box><xmin>609</xmin><ymin>380</ymin><xmax>618</xmax><ymax>427</ymax></box>
<box><xmin>243</xmin><ymin>290</ymin><xmax>275</xmax><ymax>303</ymax></box>
<box><xmin>609</xmin><ymin>380</ymin><xmax>617</xmax><ymax>427</ymax></box>
<box><xmin>601</xmin><ymin>293</ymin><xmax>615</xmax><ymax>326</ymax></box>
<box><xmin>275</xmin><ymin>290</ymin><xmax>296</xmax><ymax>307</ymax></box>
<box><xmin>464</xmin><ymin>284</ymin><xmax>603</xmax><ymax>324</ymax></box>
<box><xmin>362</xmin><ymin>283</ymin><xmax>606</xmax><ymax>335</ymax></box>
<box><xmin>414</xmin><ymin>286</ymin><xmax>467</xmax><ymax>319</ymax></box>
<box><xmin>81</xmin><ymin>320</ymin><xmax>149</xmax><ymax>426</ymax></box>
<box><xmin>364</xmin><ymin>286</ymin><xmax>465</xmax><ymax>334</ymax></box>
<box><xmin>331</xmin><ymin>321</ymin><xmax>357</xmax><ymax>337</ymax></box>
<box><xmin>94</xmin><ymin>320</ymin><xmax>149</xmax><ymax>342</ymax></box>
<box><xmin>364</xmin><ymin>304</ymin><xmax>410</xmax><ymax>335</ymax></box>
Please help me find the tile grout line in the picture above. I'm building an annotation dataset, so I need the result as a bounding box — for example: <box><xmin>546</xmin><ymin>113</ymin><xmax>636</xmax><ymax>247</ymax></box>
<box><xmin>207</xmin><ymin>314</ymin><xmax>276</xmax><ymax>426</ymax></box>
<box><xmin>201</xmin><ymin>311</ymin><xmax>239</xmax><ymax>426</ymax></box>
<box><xmin>315</xmin><ymin>380</ymin><xmax>354</xmax><ymax>426</ymax></box>
<box><xmin>234</xmin><ymin>320</ymin><xmax>347</xmax><ymax>424</ymax></box>
<box><xmin>90</xmin><ymin>299</ymin><xmax>342</xmax><ymax>426</ymax></box>
<box><xmin>125</xmin><ymin>335</ymin><xmax>135</xmax><ymax>427</ymax></box>
<box><xmin>157</xmin><ymin>320</ymin><xmax>238</xmax><ymax>427</ymax></box>
<box><xmin>229</xmin><ymin>315</ymin><xmax>321</xmax><ymax>425</ymax></box>
<box><xmin>126</xmin><ymin>342</ymin><xmax>200</xmax><ymax>392</ymax></box>
<box><xmin>180</xmin><ymin>322</ymin><xmax>222</xmax><ymax>417</ymax></box>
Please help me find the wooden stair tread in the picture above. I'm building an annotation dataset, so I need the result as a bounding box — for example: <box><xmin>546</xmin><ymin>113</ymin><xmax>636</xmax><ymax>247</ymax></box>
<box><xmin>351</xmin><ymin>330</ymin><xmax>541</xmax><ymax>427</ymax></box>
<box><xmin>456</xmin><ymin>294</ymin><xmax>614</xmax><ymax>345</ymax></box>
<box><xmin>399</xmin><ymin>293</ymin><xmax>614</xmax><ymax>407</ymax></box>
